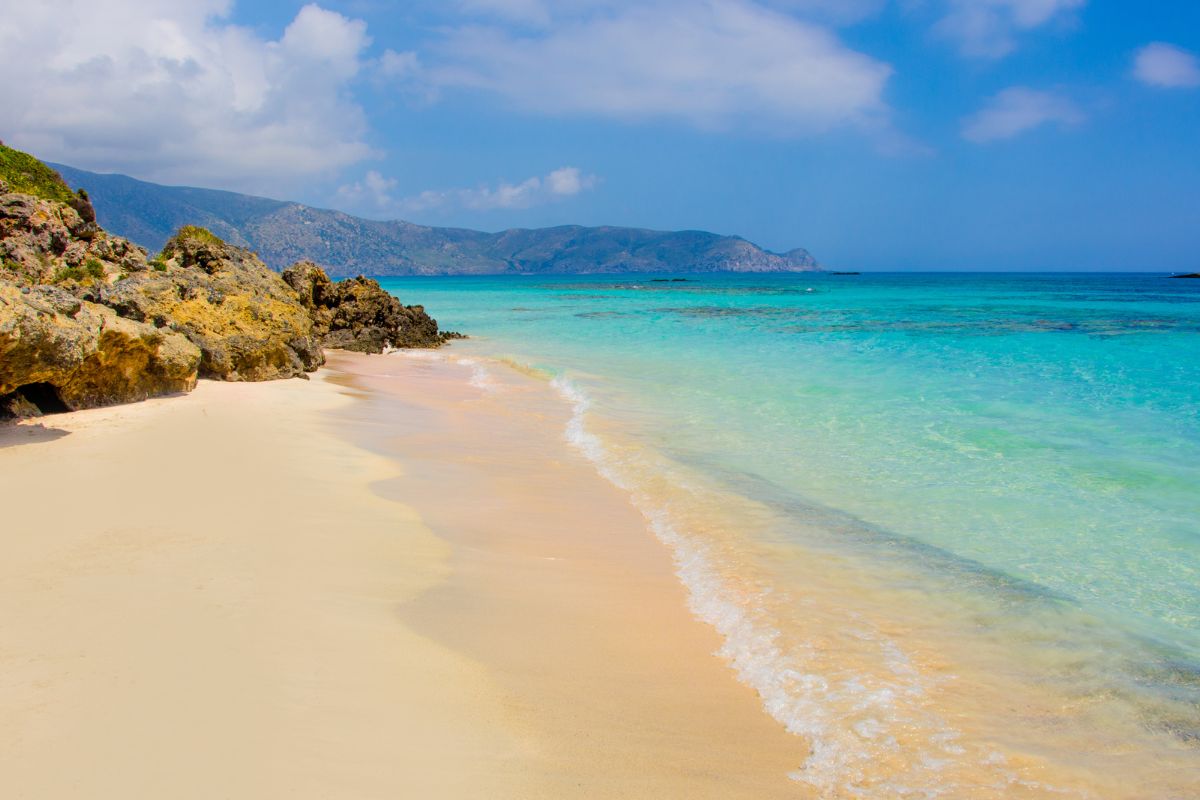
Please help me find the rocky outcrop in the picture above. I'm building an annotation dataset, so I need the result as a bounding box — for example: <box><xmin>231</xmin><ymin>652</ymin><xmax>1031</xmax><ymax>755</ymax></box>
<box><xmin>1</xmin><ymin>143</ymin><xmax>460</xmax><ymax>420</ymax></box>
<box><xmin>0</xmin><ymin>281</ymin><xmax>200</xmax><ymax>417</ymax></box>
<box><xmin>102</xmin><ymin>227</ymin><xmax>324</xmax><ymax>381</ymax></box>
<box><xmin>282</xmin><ymin>261</ymin><xmax>460</xmax><ymax>352</ymax></box>
<box><xmin>1</xmin><ymin>184</ymin><xmax>146</xmax><ymax>290</ymax></box>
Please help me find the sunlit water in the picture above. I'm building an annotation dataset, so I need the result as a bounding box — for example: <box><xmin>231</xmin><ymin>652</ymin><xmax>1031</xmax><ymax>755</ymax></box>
<box><xmin>381</xmin><ymin>272</ymin><xmax>1200</xmax><ymax>797</ymax></box>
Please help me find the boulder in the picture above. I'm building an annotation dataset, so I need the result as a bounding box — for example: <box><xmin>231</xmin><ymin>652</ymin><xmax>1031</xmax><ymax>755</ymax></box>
<box><xmin>0</xmin><ymin>280</ymin><xmax>201</xmax><ymax>418</ymax></box>
<box><xmin>102</xmin><ymin>227</ymin><xmax>324</xmax><ymax>381</ymax></box>
<box><xmin>282</xmin><ymin>261</ymin><xmax>461</xmax><ymax>352</ymax></box>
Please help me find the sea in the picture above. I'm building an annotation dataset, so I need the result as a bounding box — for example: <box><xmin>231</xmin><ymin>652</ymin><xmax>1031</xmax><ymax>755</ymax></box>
<box><xmin>380</xmin><ymin>272</ymin><xmax>1200</xmax><ymax>798</ymax></box>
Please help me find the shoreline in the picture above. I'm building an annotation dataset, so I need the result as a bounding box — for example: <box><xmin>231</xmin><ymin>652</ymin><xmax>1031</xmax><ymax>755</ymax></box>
<box><xmin>0</xmin><ymin>351</ymin><xmax>805</xmax><ymax>798</ymax></box>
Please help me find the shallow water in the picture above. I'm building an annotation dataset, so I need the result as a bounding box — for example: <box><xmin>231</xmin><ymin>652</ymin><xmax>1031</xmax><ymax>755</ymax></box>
<box><xmin>381</xmin><ymin>272</ymin><xmax>1200</xmax><ymax>797</ymax></box>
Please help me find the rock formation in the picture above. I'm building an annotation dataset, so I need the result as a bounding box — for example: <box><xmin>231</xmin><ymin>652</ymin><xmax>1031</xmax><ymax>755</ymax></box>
<box><xmin>1</xmin><ymin>186</ymin><xmax>147</xmax><ymax>290</ymax></box>
<box><xmin>282</xmin><ymin>261</ymin><xmax>460</xmax><ymax>352</ymax></box>
<box><xmin>0</xmin><ymin>281</ymin><xmax>200</xmax><ymax>416</ymax></box>
<box><xmin>1</xmin><ymin>143</ymin><xmax>457</xmax><ymax>420</ymax></box>
<box><xmin>1</xmin><ymin>148</ymin><xmax>202</xmax><ymax>417</ymax></box>
<box><xmin>102</xmin><ymin>227</ymin><xmax>324</xmax><ymax>380</ymax></box>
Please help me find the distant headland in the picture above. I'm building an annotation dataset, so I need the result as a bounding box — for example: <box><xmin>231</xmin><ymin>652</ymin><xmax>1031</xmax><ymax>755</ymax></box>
<box><xmin>51</xmin><ymin>163</ymin><xmax>820</xmax><ymax>278</ymax></box>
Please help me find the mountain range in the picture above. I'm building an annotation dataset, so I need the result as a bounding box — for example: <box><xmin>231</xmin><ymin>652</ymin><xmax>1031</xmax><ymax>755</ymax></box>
<box><xmin>51</xmin><ymin>164</ymin><xmax>818</xmax><ymax>277</ymax></box>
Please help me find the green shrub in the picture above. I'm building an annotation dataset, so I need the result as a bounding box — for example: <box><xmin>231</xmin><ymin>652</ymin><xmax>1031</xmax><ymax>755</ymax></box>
<box><xmin>83</xmin><ymin>258</ymin><xmax>105</xmax><ymax>278</ymax></box>
<box><xmin>168</xmin><ymin>225</ymin><xmax>223</xmax><ymax>249</ymax></box>
<box><xmin>53</xmin><ymin>265</ymin><xmax>86</xmax><ymax>283</ymax></box>
<box><xmin>0</xmin><ymin>143</ymin><xmax>77</xmax><ymax>205</ymax></box>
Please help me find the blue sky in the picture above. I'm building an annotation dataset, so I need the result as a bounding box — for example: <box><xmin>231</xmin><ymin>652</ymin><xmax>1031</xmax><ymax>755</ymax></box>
<box><xmin>1</xmin><ymin>1</ymin><xmax>1197</xmax><ymax>270</ymax></box>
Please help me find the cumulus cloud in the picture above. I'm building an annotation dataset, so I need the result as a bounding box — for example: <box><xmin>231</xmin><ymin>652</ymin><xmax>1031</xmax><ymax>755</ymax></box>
<box><xmin>1133</xmin><ymin>43</ymin><xmax>1200</xmax><ymax>89</ymax></box>
<box><xmin>0</xmin><ymin>1</ymin><xmax>374</xmax><ymax>192</ymax></box>
<box><xmin>935</xmin><ymin>0</ymin><xmax>1086</xmax><ymax>59</ymax></box>
<box><xmin>961</xmin><ymin>87</ymin><xmax>1083</xmax><ymax>142</ymax></box>
<box><xmin>423</xmin><ymin>0</ymin><xmax>892</xmax><ymax>135</ymax></box>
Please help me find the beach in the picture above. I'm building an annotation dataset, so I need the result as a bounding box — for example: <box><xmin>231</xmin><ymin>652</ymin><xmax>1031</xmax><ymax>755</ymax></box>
<box><xmin>5</xmin><ymin>270</ymin><xmax>1200</xmax><ymax>800</ymax></box>
<box><xmin>0</xmin><ymin>351</ymin><xmax>804</xmax><ymax>799</ymax></box>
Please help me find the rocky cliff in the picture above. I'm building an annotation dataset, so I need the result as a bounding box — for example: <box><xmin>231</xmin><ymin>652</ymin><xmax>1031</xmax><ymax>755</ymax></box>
<box><xmin>1</xmin><ymin>144</ymin><xmax>457</xmax><ymax>419</ymax></box>
<box><xmin>282</xmin><ymin>262</ymin><xmax>461</xmax><ymax>353</ymax></box>
<box><xmin>103</xmin><ymin>226</ymin><xmax>325</xmax><ymax>381</ymax></box>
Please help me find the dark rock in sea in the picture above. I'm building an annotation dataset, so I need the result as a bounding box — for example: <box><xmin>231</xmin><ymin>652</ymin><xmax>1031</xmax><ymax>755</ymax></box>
<box><xmin>101</xmin><ymin>227</ymin><xmax>325</xmax><ymax>381</ymax></box>
<box><xmin>1168</xmin><ymin>273</ymin><xmax>1200</xmax><ymax>279</ymax></box>
<box><xmin>282</xmin><ymin>261</ymin><xmax>461</xmax><ymax>352</ymax></box>
<box><xmin>0</xmin><ymin>280</ymin><xmax>200</xmax><ymax>418</ymax></box>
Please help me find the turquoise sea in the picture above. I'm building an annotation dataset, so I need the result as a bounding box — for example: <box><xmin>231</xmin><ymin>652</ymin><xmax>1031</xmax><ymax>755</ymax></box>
<box><xmin>382</xmin><ymin>272</ymin><xmax>1200</xmax><ymax>797</ymax></box>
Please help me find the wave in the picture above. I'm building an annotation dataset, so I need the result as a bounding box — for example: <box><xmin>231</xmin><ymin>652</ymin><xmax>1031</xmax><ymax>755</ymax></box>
<box><xmin>544</xmin><ymin>374</ymin><xmax>1047</xmax><ymax>798</ymax></box>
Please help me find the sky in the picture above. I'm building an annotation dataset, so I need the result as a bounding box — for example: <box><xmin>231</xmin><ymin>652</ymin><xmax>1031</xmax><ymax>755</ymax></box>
<box><xmin>0</xmin><ymin>1</ymin><xmax>1197</xmax><ymax>270</ymax></box>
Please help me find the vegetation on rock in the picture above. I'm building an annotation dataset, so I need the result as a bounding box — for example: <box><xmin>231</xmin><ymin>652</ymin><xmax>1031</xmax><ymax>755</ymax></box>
<box><xmin>162</xmin><ymin>225</ymin><xmax>225</xmax><ymax>254</ymax></box>
<box><xmin>0</xmin><ymin>143</ymin><xmax>79</xmax><ymax>206</ymax></box>
<box><xmin>107</xmin><ymin>228</ymin><xmax>324</xmax><ymax>381</ymax></box>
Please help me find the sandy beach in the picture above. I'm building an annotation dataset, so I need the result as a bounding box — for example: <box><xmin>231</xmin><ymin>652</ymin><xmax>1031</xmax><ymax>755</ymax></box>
<box><xmin>0</xmin><ymin>350</ymin><xmax>804</xmax><ymax>798</ymax></box>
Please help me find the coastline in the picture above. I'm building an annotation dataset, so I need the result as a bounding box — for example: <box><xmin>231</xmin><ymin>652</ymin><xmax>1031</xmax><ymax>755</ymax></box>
<box><xmin>0</xmin><ymin>351</ymin><xmax>805</xmax><ymax>798</ymax></box>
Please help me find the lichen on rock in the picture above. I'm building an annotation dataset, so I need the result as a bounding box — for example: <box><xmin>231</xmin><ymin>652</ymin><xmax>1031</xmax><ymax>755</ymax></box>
<box><xmin>102</xmin><ymin>227</ymin><xmax>324</xmax><ymax>381</ymax></box>
<box><xmin>0</xmin><ymin>281</ymin><xmax>200</xmax><ymax>418</ymax></box>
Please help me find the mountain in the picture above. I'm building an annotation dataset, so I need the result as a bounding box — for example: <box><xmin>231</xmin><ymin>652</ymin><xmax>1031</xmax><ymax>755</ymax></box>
<box><xmin>51</xmin><ymin>164</ymin><xmax>819</xmax><ymax>277</ymax></box>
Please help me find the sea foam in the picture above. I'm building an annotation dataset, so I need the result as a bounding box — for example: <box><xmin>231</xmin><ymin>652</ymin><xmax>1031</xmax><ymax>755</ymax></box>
<box><xmin>547</xmin><ymin>374</ymin><xmax>1004</xmax><ymax>798</ymax></box>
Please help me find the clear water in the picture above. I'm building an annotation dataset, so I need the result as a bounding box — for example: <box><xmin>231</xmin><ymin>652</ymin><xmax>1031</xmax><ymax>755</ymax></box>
<box><xmin>381</xmin><ymin>272</ymin><xmax>1200</xmax><ymax>797</ymax></box>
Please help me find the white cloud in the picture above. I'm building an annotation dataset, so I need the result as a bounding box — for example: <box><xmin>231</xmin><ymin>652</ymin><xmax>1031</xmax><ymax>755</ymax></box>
<box><xmin>350</xmin><ymin>166</ymin><xmax>599</xmax><ymax>215</ymax></box>
<box><xmin>545</xmin><ymin>166</ymin><xmax>592</xmax><ymax>195</ymax></box>
<box><xmin>456</xmin><ymin>0</ymin><xmax>553</xmax><ymax>26</ymax></box>
<box><xmin>935</xmin><ymin>0</ymin><xmax>1086</xmax><ymax>59</ymax></box>
<box><xmin>280</xmin><ymin>4</ymin><xmax>368</xmax><ymax>77</ymax></box>
<box><xmin>1133</xmin><ymin>43</ymin><xmax>1200</xmax><ymax>89</ymax></box>
<box><xmin>0</xmin><ymin>1</ymin><xmax>374</xmax><ymax>193</ymax></box>
<box><xmin>378</xmin><ymin>49</ymin><xmax>421</xmax><ymax>79</ymax></box>
<box><xmin>424</xmin><ymin>0</ymin><xmax>892</xmax><ymax>135</ymax></box>
<box><xmin>451</xmin><ymin>0</ymin><xmax>885</xmax><ymax>27</ymax></box>
<box><xmin>961</xmin><ymin>87</ymin><xmax>1083</xmax><ymax>142</ymax></box>
<box><xmin>336</xmin><ymin>170</ymin><xmax>400</xmax><ymax>209</ymax></box>
<box><xmin>767</xmin><ymin>0</ymin><xmax>887</xmax><ymax>25</ymax></box>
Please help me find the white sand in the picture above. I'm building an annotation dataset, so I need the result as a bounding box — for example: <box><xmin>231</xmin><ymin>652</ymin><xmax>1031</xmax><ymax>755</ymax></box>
<box><xmin>0</xmin><ymin>354</ymin><xmax>805</xmax><ymax>798</ymax></box>
<box><xmin>0</xmin><ymin>373</ymin><xmax>534</xmax><ymax>798</ymax></box>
